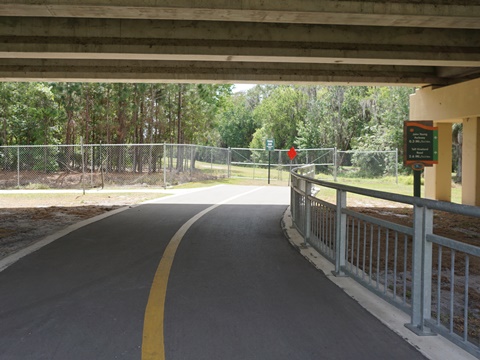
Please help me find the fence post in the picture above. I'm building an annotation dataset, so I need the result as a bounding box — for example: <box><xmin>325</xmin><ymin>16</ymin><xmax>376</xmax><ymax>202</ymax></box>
<box><xmin>277</xmin><ymin>150</ymin><xmax>282</xmax><ymax>181</ymax></box>
<box><xmin>333</xmin><ymin>147</ymin><xmax>338</xmax><ymax>182</ymax></box>
<box><xmin>395</xmin><ymin>148</ymin><xmax>399</xmax><ymax>184</ymax></box>
<box><xmin>395</xmin><ymin>148</ymin><xmax>398</xmax><ymax>185</ymax></box>
<box><xmin>90</xmin><ymin>146</ymin><xmax>94</xmax><ymax>186</ymax></box>
<box><xmin>163</xmin><ymin>142</ymin><xmax>167</xmax><ymax>189</ymax></box>
<box><xmin>333</xmin><ymin>189</ymin><xmax>347</xmax><ymax>276</ymax></box>
<box><xmin>189</xmin><ymin>145</ymin><xmax>192</xmax><ymax>177</ymax></box>
<box><xmin>100</xmin><ymin>142</ymin><xmax>104</xmax><ymax>189</ymax></box>
<box><xmin>210</xmin><ymin>147</ymin><xmax>213</xmax><ymax>173</ymax></box>
<box><xmin>17</xmin><ymin>145</ymin><xmax>20</xmax><ymax>188</ymax></box>
<box><xmin>227</xmin><ymin>147</ymin><xmax>231</xmax><ymax>178</ymax></box>
<box><xmin>81</xmin><ymin>137</ymin><xmax>85</xmax><ymax>195</ymax></box>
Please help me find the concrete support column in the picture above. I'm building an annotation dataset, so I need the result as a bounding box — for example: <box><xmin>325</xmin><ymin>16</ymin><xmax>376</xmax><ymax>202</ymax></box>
<box><xmin>462</xmin><ymin>117</ymin><xmax>480</xmax><ymax>206</ymax></box>
<box><xmin>410</xmin><ymin>78</ymin><xmax>480</xmax><ymax>205</ymax></box>
<box><xmin>424</xmin><ymin>123</ymin><xmax>452</xmax><ymax>202</ymax></box>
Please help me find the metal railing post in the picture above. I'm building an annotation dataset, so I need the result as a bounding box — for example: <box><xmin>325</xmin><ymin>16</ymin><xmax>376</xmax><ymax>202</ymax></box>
<box><xmin>304</xmin><ymin>181</ymin><xmax>312</xmax><ymax>246</ymax></box>
<box><xmin>422</xmin><ymin>207</ymin><xmax>433</xmax><ymax>329</ymax></box>
<box><xmin>408</xmin><ymin>204</ymin><xmax>423</xmax><ymax>331</ymax></box>
<box><xmin>333</xmin><ymin>189</ymin><xmax>347</xmax><ymax>276</ymax></box>
<box><xmin>406</xmin><ymin>205</ymin><xmax>434</xmax><ymax>335</ymax></box>
<box><xmin>290</xmin><ymin>177</ymin><xmax>296</xmax><ymax>227</ymax></box>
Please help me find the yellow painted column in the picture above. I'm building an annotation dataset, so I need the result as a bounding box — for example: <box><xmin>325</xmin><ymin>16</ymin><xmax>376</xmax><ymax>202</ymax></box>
<box><xmin>424</xmin><ymin>123</ymin><xmax>452</xmax><ymax>202</ymax></box>
<box><xmin>424</xmin><ymin>166</ymin><xmax>436</xmax><ymax>199</ymax></box>
<box><xmin>462</xmin><ymin>117</ymin><xmax>480</xmax><ymax>206</ymax></box>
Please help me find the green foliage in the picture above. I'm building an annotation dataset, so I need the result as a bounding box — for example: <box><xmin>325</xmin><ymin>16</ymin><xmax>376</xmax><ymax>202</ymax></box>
<box><xmin>216</xmin><ymin>93</ymin><xmax>258</xmax><ymax>148</ymax></box>
<box><xmin>0</xmin><ymin>82</ymin><xmax>416</xmax><ymax>176</ymax></box>
<box><xmin>1</xmin><ymin>82</ymin><xmax>234</xmax><ymax>147</ymax></box>
<box><xmin>350</xmin><ymin>152</ymin><xmax>390</xmax><ymax>178</ymax></box>
<box><xmin>0</xmin><ymin>83</ymin><xmax>60</xmax><ymax>146</ymax></box>
<box><xmin>252</xmin><ymin>86</ymin><xmax>308</xmax><ymax>149</ymax></box>
<box><xmin>352</xmin><ymin>87</ymin><xmax>414</xmax><ymax>153</ymax></box>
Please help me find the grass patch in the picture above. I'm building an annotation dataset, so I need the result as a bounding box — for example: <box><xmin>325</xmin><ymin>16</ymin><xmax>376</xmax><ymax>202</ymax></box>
<box><xmin>173</xmin><ymin>177</ymin><xmax>289</xmax><ymax>189</ymax></box>
<box><xmin>313</xmin><ymin>174</ymin><xmax>462</xmax><ymax>204</ymax></box>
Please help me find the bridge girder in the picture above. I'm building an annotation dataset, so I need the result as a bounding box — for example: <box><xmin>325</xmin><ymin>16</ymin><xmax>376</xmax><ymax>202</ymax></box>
<box><xmin>0</xmin><ymin>1</ymin><xmax>479</xmax><ymax>85</ymax></box>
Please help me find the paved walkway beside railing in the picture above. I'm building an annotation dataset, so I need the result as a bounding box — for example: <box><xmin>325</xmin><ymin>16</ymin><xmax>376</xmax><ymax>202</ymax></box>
<box><xmin>291</xmin><ymin>165</ymin><xmax>480</xmax><ymax>359</ymax></box>
<box><xmin>0</xmin><ymin>185</ymin><xmax>435</xmax><ymax>360</ymax></box>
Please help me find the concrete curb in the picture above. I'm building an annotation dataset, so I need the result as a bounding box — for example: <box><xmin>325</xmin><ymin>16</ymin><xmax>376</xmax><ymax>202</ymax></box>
<box><xmin>281</xmin><ymin>207</ymin><xmax>477</xmax><ymax>360</ymax></box>
<box><xmin>0</xmin><ymin>206</ymin><xmax>130</xmax><ymax>273</ymax></box>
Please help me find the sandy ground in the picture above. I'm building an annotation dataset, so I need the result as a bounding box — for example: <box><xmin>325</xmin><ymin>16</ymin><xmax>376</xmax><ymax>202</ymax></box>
<box><xmin>0</xmin><ymin>188</ymin><xmax>478</xmax><ymax>260</ymax></box>
<box><xmin>0</xmin><ymin>191</ymin><xmax>170</xmax><ymax>260</ymax></box>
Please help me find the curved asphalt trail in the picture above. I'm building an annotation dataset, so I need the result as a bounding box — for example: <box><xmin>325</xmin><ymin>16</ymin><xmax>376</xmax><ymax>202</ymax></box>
<box><xmin>0</xmin><ymin>185</ymin><xmax>428</xmax><ymax>360</ymax></box>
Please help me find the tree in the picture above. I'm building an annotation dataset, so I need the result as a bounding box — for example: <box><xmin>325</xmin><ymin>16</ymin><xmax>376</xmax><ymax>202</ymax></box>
<box><xmin>0</xmin><ymin>83</ymin><xmax>14</xmax><ymax>146</ymax></box>
<box><xmin>452</xmin><ymin>123</ymin><xmax>463</xmax><ymax>182</ymax></box>
<box><xmin>216</xmin><ymin>93</ymin><xmax>258</xmax><ymax>148</ymax></box>
<box><xmin>252</xmin><ymin>86</ymin><xmax>308</xmax><ymax>149</ymax></box>
<box><xmin>351</xmin><ymin>87</ymin><xmax>414</xmax><ymax>166</ymax></box>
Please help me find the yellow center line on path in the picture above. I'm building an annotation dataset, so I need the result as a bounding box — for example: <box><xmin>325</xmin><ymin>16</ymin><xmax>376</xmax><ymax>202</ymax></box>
<box><xmin>141</xmin><ymin>187</ymin><xmax>264</xmax><ymax>360</ymax></box>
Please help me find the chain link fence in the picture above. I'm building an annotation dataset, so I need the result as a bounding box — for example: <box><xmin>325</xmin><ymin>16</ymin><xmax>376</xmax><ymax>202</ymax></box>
<box><xmin>0</xmin><ymin>144</ymin><xmax>229</xmax><ymax>189</ymax></box>
<box><xmin>334</xmin><ymin>149</ymin><xmax>398</xmax><ymax>182</ymax></box>
<box><xmin>0</xmin><ymin>144</ymin><xmax>399</xmax><ymax>189</ymax></box>
<box><xmin>230</xmin><ymin>147</ymin><xmax>398</xmax><ymax>182</ymax></box>
<box><xmin>230</xmin><ymin>148</ymin><xmax>335</xmax><ymax>181</ymax></box>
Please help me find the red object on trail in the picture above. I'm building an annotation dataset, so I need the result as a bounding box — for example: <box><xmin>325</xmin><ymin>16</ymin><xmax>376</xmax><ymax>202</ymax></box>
<box><xmin>287</xmin><ymin>147</ymin><xmax>297</xmax><ymax>160</ymax></box>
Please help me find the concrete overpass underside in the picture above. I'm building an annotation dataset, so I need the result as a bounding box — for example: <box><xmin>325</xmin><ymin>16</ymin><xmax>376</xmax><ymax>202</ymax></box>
<box><xmin>1</xmin><ymin>1</ymin><xmax>480</xmax><ymax>205</ymax></box>
<box><xmin>0</xmin><ymin>1</ymin><xmax>479</xmax><ymax>85</ymax></box>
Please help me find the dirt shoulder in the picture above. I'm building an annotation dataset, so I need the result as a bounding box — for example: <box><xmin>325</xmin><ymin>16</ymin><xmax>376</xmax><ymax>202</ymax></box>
<box><xmin>1</xmin><ymin>189</ymin><xmax>478</xmax><ymax>262</ymax></box>
<box><xmin>0</xmin><ymin>191</ymin><xmax>168</xmax><ymax>260</ymax></box>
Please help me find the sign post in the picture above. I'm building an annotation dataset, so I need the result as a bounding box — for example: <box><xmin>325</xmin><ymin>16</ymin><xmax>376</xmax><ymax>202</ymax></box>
<box><xmin>404</xmin><ymin>121</ymin><xmax>438</xmax><ymax>197</ymax></box>
<box><xmin>265</xmin><ymin>139</ymin><xmax>275</xmax><ymax>184</ymax></box>
<box><xmin>287</xmin><ymin>146</ymin><xmax>297</xmax><ymax>186</ymax></box>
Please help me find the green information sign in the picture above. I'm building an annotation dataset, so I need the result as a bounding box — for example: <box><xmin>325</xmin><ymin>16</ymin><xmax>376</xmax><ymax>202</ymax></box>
<box><xmin>265</xmin><ymin>138</ymin><xmax>275</xmax><ymax>151</ymax></box>
<box><xmin>404</xmin><ymin>121</ymin><xmax>438</xmax><ymax>198</ymax></box>
<box><xmin>404</xmin><ymin>121</ymin><xmax>438</xmax><ymax>166</ymax></box>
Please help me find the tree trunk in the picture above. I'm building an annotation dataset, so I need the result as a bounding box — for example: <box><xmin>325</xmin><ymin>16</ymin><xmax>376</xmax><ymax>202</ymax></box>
<box><xmin>176</xmin><ymin>85</ymin><xmax>184</xmax><ymax>171</ymax></box>
<box><xmin>456</xmin><ymin>128</ymin><xmax>463</xmax><ymax>183</ymax></box>
<box><xmin>84</xmin><ymin>87</ymin><xmax>90</xmax><ymax>145</ymax></box>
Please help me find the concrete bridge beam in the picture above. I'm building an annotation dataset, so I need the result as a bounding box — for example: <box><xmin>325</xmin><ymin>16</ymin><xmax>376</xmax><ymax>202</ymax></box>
<box><xmin>0</xmin><ymin>17</ymin><xmax>479</xmax><ymax>84</ymax></box>
<box><xmin>1</xmin><ymin>1</ymin><xmax>479</xmax><ymax>29</ymax></box>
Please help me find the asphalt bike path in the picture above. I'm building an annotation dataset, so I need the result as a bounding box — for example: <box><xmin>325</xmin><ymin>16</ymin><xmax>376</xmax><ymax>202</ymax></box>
<box><xmin>0</xmin><ymin>202</ymin><xmax>210</xmax><ymax>359</ymax></box>
<box><xmin>0</xmin><ymin>185</ymin><xmax>428</xmax><ymax>359</ymax></box>
<box><xmin>162</xmin><ymin>188</ymin><xmax>427</xmax><ymax>360</ymax></box>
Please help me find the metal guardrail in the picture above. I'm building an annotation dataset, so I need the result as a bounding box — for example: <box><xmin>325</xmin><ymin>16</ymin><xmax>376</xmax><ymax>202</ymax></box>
<box><xmin>291</xmin><ymin>166</ymin><xmax>480</xmax><ymax>358</ymax></box>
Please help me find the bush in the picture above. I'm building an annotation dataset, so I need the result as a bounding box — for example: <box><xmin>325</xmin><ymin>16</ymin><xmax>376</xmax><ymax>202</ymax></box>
<box><xmin>351</xmin><ymin>151</ymin><xmax>397</xmax><ymax>178</ymax></box>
